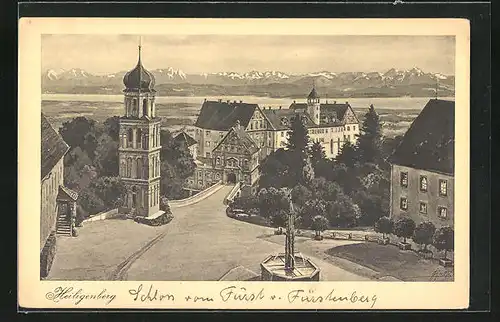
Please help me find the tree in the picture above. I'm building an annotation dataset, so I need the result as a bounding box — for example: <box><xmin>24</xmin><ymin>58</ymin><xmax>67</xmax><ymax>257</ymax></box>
<box><xmin>309</xmin><ymin>141</ymin><xmax>329</xmax><ymax>177</ymax></box>
<box><xmin>433</xmin><ymin>226</ymin><xmax>454</xmax><ymax>260</ymax></box>
<box><xmin>285</xmin><ymin>114</ymin><xmax>312</xmax><ymax>186</ymax></box>
<box><xmin>77</xmin><ymin>188</ymin><xmax>106</xmax><ymax>215</ymax></box>
<box><xmin>336</xmin><ymin>141</ymin><xmax>358</xmax><ymax>168</ymax></box>
<box><xmin>291</xmin><ymin>184</ymin><xmax>313</xmax><ymax>207</ymax></box>
<box><xmin>103</xmin><ymin>116</ymin><xmax>120</xmax><ymax>141</ymax></box>
<box><xmin>413</xmin><ymin>221</ymin><xmax>436</xmax><ymax>252</ymax></box>
<box><xmin>298</xmin><ymin>198</ymin><xmax>328</xmax><ymax>229</ymax></box>
<box><xmin>231</xmin><ymin>194</ymin><xmax>258</xmax><ymax>212</ymax></box>
<box><xmin>89</xmin><ymin>176</ymin><xmax>127</xmax><ymax>208</ymax></box>
<box><xmin>59</xmin><ymin>116</ymin><xmax>96</xmax><ymax>151</ymax></box>
<box><xmin>393</xmin><ymin>217</ymin><xmax>416</xmax><ymax>244</ymax></box>
<box><xmin>311</xmin><ymin>215</ymin><xmax>329</xmax><ymax>238</ymax></box>
<box><xmin>325</xmin><ymin>194</ymin><xmax>360</xmax><ymax>228</ymax></box>
<box><xmin>356</xmin><ymin>104</ymin><xmax>383</xmax><ymax>164</ymax></box>
<box><xmin>93</xmin><ymin>133</ymin><xmax>119</xmax><ymax>177</ymax></box>
<box><xmin>259</xmin><ymin>148</ymin><xmax>292</xmax><ymax>189</ymax></box>
<box><xmin>270</xmin><ymin>209</ymin><xmax>289</xmax><ymax>228</ymax></box>
<box><xmin>374</xmin><ymin>216</ymin><xmax>393</xmax><ymax>239</ymax></box>
<box><xmin>257</xmin><ymin>187</ymin><xmax>290</xmax><ymax>220</ymax></box>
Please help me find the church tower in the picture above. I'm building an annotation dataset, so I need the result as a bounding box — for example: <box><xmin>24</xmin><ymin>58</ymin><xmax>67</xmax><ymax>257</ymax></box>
<box><xmin>118</xmin><ymin>40</ymin><xmax>162</xmax><ymax>217</ymax></box>
<box><xmin>307</xmin><ymin>84</ymin><xmax>321</xmax><ymax>125</ymax></box>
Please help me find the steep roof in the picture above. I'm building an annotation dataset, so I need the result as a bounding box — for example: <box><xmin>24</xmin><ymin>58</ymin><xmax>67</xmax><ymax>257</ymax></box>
<box><xmin>308</xmin><ymin>87</ymin><xmax>319</xmax><ymax>99</ymax></box>
<box><xmin>262</xmin><ymin>109</ymin><xmax>316</xmax><ymax>130</ymax></box>
<box><xmin>319</xmin><ymin>103</ymin><xmax>352</xmax><ymax>125</ymax></box>
<box><xmin>388</xmin><ymin>99</ymin><xmax>455</xmax><ymax>175</ymax></box>
<box><xmin>41</xmin><ymin>113</ymin><xmax>70</xmax><ymax>180</ymax></box>
<box><xmin>194</xmin><ymin>100</ymin><xmax>258</xmax><ymax>131</ymax></box>
<box><xmin>214</xmin><ymin>125</ymin><xmax>260</xmax><ymax>155</ymax></box>
<box><xmin>57</xmin><ymin>185</ymin><xmax>79</xmax><ymax>201</ymax></box>
<box><xmin>173</xmin><ymin>131</ymin><xmax>197</xmax><ymax>147</ymax></box>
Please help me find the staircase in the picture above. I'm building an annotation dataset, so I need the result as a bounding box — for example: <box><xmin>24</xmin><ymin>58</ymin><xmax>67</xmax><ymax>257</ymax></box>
<box><xmin>56</xmin><ymin>212</ymin><xmax>72</xmax><ymax>236</ymax></box>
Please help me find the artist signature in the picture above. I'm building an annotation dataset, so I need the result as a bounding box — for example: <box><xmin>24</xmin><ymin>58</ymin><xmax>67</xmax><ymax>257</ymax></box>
<box><xmin>429</xmin><ymin>268</ymin><xmax>454</xmax><ymax>281</ymax></box>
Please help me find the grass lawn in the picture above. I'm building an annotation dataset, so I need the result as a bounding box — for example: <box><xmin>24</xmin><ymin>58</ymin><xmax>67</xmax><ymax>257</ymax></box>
<box><xmin>326</xmin><ymin>242</ymin><xmax>454</xmax><ymax>281</ymax></box>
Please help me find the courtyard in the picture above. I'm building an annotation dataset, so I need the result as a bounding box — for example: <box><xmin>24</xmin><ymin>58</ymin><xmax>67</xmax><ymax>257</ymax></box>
<box><xmin>48</xmin><ymin>185</ymin><xmax>450</xmax><ymax>282</ymax></box>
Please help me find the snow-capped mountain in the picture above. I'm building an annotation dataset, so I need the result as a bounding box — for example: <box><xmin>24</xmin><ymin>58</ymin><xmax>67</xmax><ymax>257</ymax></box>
<box><xmin>42</xmin><ymin>66</ymin><xmax>454</xmax><ymax>97</ymax></box>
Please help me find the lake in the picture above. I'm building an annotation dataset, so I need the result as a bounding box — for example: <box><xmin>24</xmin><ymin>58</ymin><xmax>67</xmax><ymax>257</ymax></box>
<box><xmin>41</xmin><ymin>94</ymin><xmax>454</xmax><ymax>137</ymax></box>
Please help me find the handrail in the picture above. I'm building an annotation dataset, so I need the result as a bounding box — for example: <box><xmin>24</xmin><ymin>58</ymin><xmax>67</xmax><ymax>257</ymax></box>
<box><xmin>224</xmin><ymin>182</ymin><xmax>241</xmax><ymax>205</ymax></box>
<box><xmin>169</xmin><ymin>181</ymin><xmax>223</xmax><ymax>208</ymax></box>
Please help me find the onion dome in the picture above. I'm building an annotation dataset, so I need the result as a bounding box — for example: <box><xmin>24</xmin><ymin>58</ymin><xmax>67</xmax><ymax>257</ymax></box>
<box><xmin>307</xmin><ymin>86</ymin><xmax>319</xmax><ymax>99</ymax></box>
<box><xmin>123</xmin><ymin>45</ymin><xmax>155</xmax><ymax>92</ymax></box>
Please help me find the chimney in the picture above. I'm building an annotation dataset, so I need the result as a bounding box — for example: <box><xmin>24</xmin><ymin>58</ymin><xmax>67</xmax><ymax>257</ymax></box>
<box><xmin>235</xmin><ymin>119</ymin><xmax>241</xmax><ymax>130</ymax></box>
<box><xmin>269</xmin><ymin>106</ymin><xmax>272</xmax><ymax>110</ymax></box>
<box><xmin>234</xmin><ymin>100</ymin><xmax>237</xmax><ymax>104</ymax></box>
<box><xmin>240</xmin><ymin>100</ymin><xmax>243</xmax><ymax>103</ymax></box>
<box><xmin>279</xmin><ymin>106</ymin><xmax>282</xmax><ymax>109</ymax></box>
<box><xmin>293</xmin><ymin>100</ymin><xmax>296</xmax><ymax>103</ymax></box>
<box><xmin>218</xmin><ymin>99</ymin><xmax>222</xmax><ymax>103</ymax></box>
<box><xmin>227</xmin><ymin>100</ymin><xmax>230</xmax><ymax>103</ymax></box>
<box><xmin>334</xmin><ymin>101</ymin><xmax>336</xmax><ymax>104</ymax></box>
<box><xmin>326</xmin><ymin>100</ymin><xmax>328</xmax><ymax>104</ymax></box>
<box><xmin>204</xmin><ymin>98</ymin><xmax>207</xmax><ymax>102</ymax></box>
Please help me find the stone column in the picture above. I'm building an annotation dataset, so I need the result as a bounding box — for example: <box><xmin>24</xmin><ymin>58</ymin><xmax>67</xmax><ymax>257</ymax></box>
<box><xmin>132</xmin><ymin>129</ymin><xmax>137</xmax><ymax>149</ymax></box>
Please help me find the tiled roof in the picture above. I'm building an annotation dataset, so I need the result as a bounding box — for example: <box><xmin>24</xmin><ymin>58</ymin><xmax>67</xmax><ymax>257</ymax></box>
<box><xmin>57</xmin><ymin>185</ymin><xmax>79</xmax><ymax>201</ymax></box>
<box><xmin>41</xmin><ymin>113</ymin><xmax>70</xmax><ymax>180</ymax></box>
<box><xmin>262</xmin><ymin>109</ymin><xmax>316</xmax><ymax>130</ymax></box>
<box><xmin>194</xmin><ymin>100</ymin><xmax>258</xmax><ymax>131</ymax></box>
<box><xmin>173</xmin><ymin>131</ymin><xmax>197</xmax><ymax>147</ymax></box>
<box><xmin>214</xmin><ymin>125</ymin><xmax>260</xmax><ymax>155</ymax></box>
<box><xmin>319</xmin><ymin>103</ymin><xmax>351</xmax><ymax>125</ymax></box>
<box><xmin>388</xmin><ymin>99</ymin><xmax>455</xmax><ymax>175</ymax></box>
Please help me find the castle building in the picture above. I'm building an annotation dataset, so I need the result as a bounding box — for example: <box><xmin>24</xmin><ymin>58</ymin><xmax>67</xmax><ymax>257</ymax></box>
<box><xmin>388</xmin><ymin>99</ymin><xmax>455</xmax><ymax>228</ymax></box>
<box><xmin>189</xmin><ymin>86</ymin><xmax>361</xmax><ymax>194</ymax></box>
<box><xmin>118</xmin><ymin>44</ymin><xmax>162</xmax><ymax>217</ymax></box>
<box><xmin>40</xmin><ymin>113</ymin><xmax>79</xmax><ymax>277</ymax></box>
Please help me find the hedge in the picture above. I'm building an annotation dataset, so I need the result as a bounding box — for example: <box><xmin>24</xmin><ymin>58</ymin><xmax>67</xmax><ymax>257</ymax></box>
<box><xmin>40</xmin><ymin>232</ymin><xmax>57</xmax><ymax>279</ymax></box>
<box><xmin>134</xmin><ymin>212</ymin><xmax>174</xmax><ymax>226</ymax></box>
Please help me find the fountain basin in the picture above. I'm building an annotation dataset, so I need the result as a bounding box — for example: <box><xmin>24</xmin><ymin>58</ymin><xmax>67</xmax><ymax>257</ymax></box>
<box><xmin>260</xmin><ymin>253</ymin><xmax>320</xmax><ymax>281</ymax></box>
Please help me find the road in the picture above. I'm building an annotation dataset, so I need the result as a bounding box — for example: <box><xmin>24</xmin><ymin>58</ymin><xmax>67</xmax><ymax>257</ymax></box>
<box><xmin>125</xmin><ymin>185</ymin><xmax>370</xmax><ymax>281</ymax></box>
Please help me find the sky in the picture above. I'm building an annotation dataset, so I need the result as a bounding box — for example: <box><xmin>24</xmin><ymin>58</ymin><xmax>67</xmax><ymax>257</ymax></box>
<box><xmin>41</xmin><ymin>34</ymin><xmax>455</xmax><ymax>75</ymax></box>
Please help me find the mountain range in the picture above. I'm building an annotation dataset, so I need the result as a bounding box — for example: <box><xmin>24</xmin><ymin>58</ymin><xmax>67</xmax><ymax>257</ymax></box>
<box><xmin>42</xmin><ymin>67</ymin><xmax>455</xmax><ymax>98</ymax></box>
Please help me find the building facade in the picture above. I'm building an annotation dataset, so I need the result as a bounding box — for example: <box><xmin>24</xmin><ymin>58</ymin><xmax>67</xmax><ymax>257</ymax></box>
<box><xmin>388</xmin><ymin>99</ymin><xmax>455</xmax><ymax>228</ymax></box>
<box><xmin>118</xmin><ymin>44</ymin><xmax>162</xmax><ymax>217</ymax></box>
<box><xmin>189</xmin><ymin>87</ymin><xmax>361</xmax><ymax>194</ymax></box>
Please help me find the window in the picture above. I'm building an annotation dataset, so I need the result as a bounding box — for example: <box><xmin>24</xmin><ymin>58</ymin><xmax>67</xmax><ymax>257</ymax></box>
<box><xmin>347</xmin><ymin>126</ymin><xmax>350</xmax><ymax>131</ymax></box>
<box><xmin>400</xmin><ymin>197</ymin><xmax>408</xmax><ymax>211</ymax></box>
<box><xmin>250</xmin><ymin>123</ymin><xmax>253</xmax><ymax>130</ymax></box>
<box><xmin>206</xmin><ymin>152</ymin><xmax>210</xmax><ymax>158</ymax></box>
<box><xmin>438</xmin><ymin>206</ymin><xmax>447</xmax><ymax>219</ymax></box>
<box><xmin>400</xmin><ymin>172</ymin><xmax>408</xmax><ymax>188</ymax></box>
<box><xmin>206</xmin><ymin>141</ymin><xmax>210</xmax><ymax>147</ymax></box>
<box><xmin>420</xmin><ymin>175</ymin><xmax>428</xmax><ymax>192</ymax></box>
<box><xmin>353</xmin><ymin>125</ymin><xmax>356</xmax><ymax>131</ymax></box>
<box><xmin>439</xmin><ymin>179</ymin><xmax>448</xmax><ymax>196</ymax></box>
<box><xmin>419</xmin><ymin>202</ymin><xmax>428</xmax><ymax>214</ymax></box>
<box><xmin>216</xmin><ymin>157</ymin><xmax>221</xmax><ymax>165</ymax></box>
<box><xmin>206</xmin><ymin>131</ymin><xmax>210</xmax><ymax>135</ymax></box>
<box><xmin>281</xmin><ymin>131</ymin><xmax>284</xmax><ymax>137</ymax></box>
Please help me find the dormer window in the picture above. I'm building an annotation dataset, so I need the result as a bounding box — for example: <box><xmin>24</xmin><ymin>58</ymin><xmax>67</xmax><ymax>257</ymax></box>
<box><xmin>280</xmin><ymin>118</ymin><xmax>288</xmax><ymax>126</ymax></box>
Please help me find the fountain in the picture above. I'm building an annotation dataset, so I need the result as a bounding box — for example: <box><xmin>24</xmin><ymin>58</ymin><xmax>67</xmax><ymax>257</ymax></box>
<box><xmin>260</xmin><ymin>189</ymin><xmax>320</xmax><ymax>281</ymax></box>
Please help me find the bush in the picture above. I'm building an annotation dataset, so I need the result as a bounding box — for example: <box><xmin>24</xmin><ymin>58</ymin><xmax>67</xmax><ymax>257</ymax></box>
<box><xmin>393</xmin><ymin>217</ymin><xmax>416</xmax><ymax>244</ymax></box>
<box><xmin>40</xmin><ymin>232</ymin><xmax>57</xmax><ymax>279</ymax></box>
<box><xmin>433</xmin><ymin>226</ymin><xmax>454</xmax><ymax>260</ymax></box>
<box><xmin>159</xmin><ymin>196</ymin><xmax>171</xmax><ymax>213</ymax></box>
<box><xmin>374</xmin><ymin>216</ymin><xmax>393</xmax><ymax>239</ymax></box>
<box><xmin>413</xmin><ymin>221</ymin><xmax>436</xmax><ymax>252</ymax></box>
<box><xmin>311</xmin><ymin>215</ymin><xmax>329</xmax><ymax>238</ymax></box>
<box><xmin>78</xmin><ymin>188</ymin><xmax>106</xmax><ymax>215</ymax></box>
<box><xmin>134</xmin><ymin>212</ymin><xmax>174</xmax><ymax>226</ymax></box>
<box><xmin>72</xmin><ymin>227</ymin><xmax>79</xmax><ymax>237</ymax></box>
<box><xmin>75</xmin><ymin>204</ymin><xmax>89</xmax><ymax>226</ymax></box>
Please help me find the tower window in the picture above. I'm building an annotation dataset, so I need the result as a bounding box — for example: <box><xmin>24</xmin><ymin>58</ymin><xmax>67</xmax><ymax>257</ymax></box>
<box><xmin>439</xmin><ymin>179</ymin><xmax>448</xmax><ymax>196</ymax></box>
<box><xmin>420</xmin><ymin>175</ymin><xmax>428</xmax><ymax>192</ymax></box>
<box><xmin>438</xmin><ymin>206</ymin><xmax>448</xmax><ymax>219</ymax></box>
<box><xmin>419</xmin><ymin>202</ymin><xmax>428</xmax><ymax>214</ymax></box>
<box><xmin>400</xmin><ymin>171</ymin><xmax>408</xmax><ymax>187</ymax></box>
<box><xmin>142</xmin><ymin>98</ymin><xmax>148</xmax><ymax>117</ymax></box>
<box><xmin>400</xmin><ymin>197</ymin><xmax>408</xmax><ymax>211</ymax></box>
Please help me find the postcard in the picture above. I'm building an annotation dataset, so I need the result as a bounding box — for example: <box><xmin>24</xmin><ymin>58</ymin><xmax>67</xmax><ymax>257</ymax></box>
<box><xmin>18</xmin><ymin>18</ymin><xmax>470</xmax><ymax>310</ymax></box>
